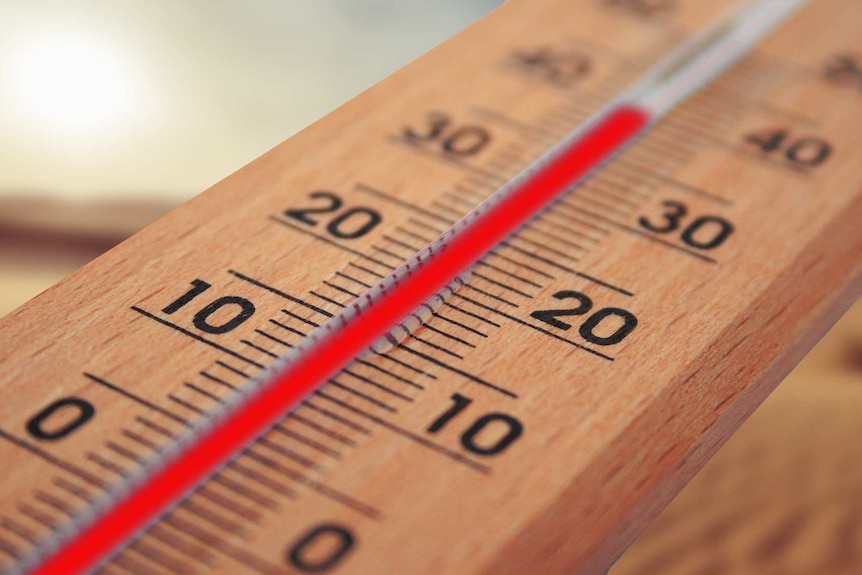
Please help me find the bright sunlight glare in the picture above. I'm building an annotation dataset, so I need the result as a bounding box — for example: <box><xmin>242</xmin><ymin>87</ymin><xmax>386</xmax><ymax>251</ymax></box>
<box><xmin>2</xmin><ymin>30</ymin><xmax>138</xmax><ymax>137</ymax></box>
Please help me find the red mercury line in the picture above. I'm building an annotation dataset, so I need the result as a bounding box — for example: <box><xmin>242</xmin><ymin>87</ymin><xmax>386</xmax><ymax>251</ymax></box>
<box><xmin>31</xmin><ymin>104</ymin><xmax>649</xmax><ymax>575</ymax></box>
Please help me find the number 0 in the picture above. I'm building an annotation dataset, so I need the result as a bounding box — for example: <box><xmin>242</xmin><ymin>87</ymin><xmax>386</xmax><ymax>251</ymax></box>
<box><xmin>27</xmin><ymin>397</ymin><xmax>95</xmax><ymax>441</ymax></box>
<box><xmin>287</xmin><ymin>524</ymin><xmax>355</xmax><ymax>572</ymax></box>
<box><xmin>461</xmin><ymin>414</ymin><xmax>523</xmax><ymax>456</ymax></box>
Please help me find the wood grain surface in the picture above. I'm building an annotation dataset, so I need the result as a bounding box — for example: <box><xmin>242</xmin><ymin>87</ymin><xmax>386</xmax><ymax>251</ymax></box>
<box><xmin>0</xmin><ymin>1</ymin><xmax>860</xmax><ymax>573</ymax></box>
<box><xmin>614</xmin><ymin>302</ymin><xmax>862</xmax><ymax>575</ymax></box>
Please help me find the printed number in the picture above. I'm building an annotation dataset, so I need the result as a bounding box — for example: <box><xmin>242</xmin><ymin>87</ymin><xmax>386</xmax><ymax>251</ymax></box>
<box><xmin>639</xmin><ymin>200</ymin><xmax>734</xmax><ymax>250</ymax></box>
<box><xmin>530</xmin><ymin>291</ymin><xmax>638</xmax><ymax>346</ymax></box>
<box><xmin>287</xmin><ymin>524</ymin><xmax>355</xmax><ymax>572</ymax></box>
<box><xmin>27</xmin><ymin>398</ymin><xmax>95</xmax><ymax>441</ymax></box>
<box><xmin>511</xmin><ymin>47</ymin><xmax>592</xmax><ymax>86</ymax></box>
<box><xmin>605</xmin><ymin>0</ymin><xmax>676</xmax><ymax>17</ymax></box>
<box><xmin>404</xmin><ymin>112</ymin><xmax>492</xmax><ymax>157</ymax></box>
<box><xmin>285</xmin><ymin>191</ymin><xmax>382</xmax><ymax>239</ymax></box>
<box><xmin>745</xmin><ymin>128</ymin><xmax>832</xmax><ymax>167</ymax></box>
<box><xmin>162</xmin><ymin>280</ymin><xmax>256</xmax><ymax>335</ymax></box>
<box><xmin>427</xmin><ymin>393</ymin><xmax>523</xmax><ymax>456</ymax></box>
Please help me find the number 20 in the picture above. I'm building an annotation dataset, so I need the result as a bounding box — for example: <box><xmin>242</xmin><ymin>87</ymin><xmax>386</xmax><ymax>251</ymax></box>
<box><xmin>530</xmin><ymin>291</ymin><xmax>638</xmax><ymax>346</ymax></box>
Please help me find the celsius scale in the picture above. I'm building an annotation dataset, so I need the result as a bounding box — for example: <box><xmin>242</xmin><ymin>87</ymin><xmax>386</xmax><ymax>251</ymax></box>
<box><xmin>0</xmin><ymin>0</ymin><xmax>861</xmax><ymax>573</ymax></box>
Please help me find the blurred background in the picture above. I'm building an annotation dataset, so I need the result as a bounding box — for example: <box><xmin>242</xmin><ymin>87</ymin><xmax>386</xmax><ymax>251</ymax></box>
<box><xmin>0</xmin><ymin>0</ymin><xmax>501</xmax><ymax>314</ymax></box>
<box><xmin>1</xmin><ymin>2</ymin><xmax>860</xmax><ymax>573</ymax></box>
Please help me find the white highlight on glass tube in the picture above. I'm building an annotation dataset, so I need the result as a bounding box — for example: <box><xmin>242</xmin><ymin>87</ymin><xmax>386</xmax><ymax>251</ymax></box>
<box><xmin>627</xmin><ymin>0</ymin><xmax>810</xmax><ymax>118</ymax></box>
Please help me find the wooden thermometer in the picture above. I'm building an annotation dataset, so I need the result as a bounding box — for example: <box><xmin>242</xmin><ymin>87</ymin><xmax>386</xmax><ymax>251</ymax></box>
<box><xmin>1</xmin><ymin>0</ymin><xmax>861</xmax><ymax>572</ymax></box>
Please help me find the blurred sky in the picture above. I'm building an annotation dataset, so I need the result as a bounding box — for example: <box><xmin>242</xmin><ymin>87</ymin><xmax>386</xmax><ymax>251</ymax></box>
<box><xmin>0</xmin><ymin>0</ymin><xmax>501</xmax><ymax>202</ymax></box>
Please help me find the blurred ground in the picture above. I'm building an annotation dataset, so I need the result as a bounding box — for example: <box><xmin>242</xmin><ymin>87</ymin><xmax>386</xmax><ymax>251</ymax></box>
<box><xmin>1</xmin><ymin>2</ymin><xmax>860</xmax><ymax>574</ymax></box>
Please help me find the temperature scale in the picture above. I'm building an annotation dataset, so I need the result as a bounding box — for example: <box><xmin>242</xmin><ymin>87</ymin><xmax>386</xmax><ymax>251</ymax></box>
<box><xmin>1</xmin><ymin>0</ymin><xmax>861</xmax><ymax>573</ymax></box>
